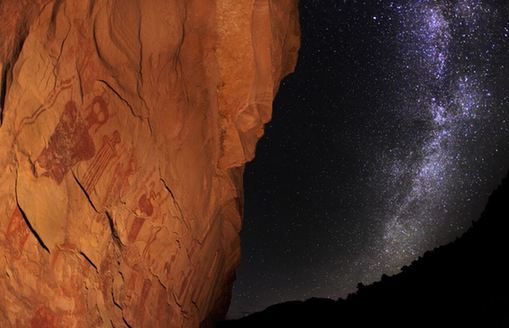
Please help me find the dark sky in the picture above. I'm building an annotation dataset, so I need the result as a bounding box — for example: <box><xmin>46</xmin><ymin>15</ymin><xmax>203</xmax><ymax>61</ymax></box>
<box><xmin>228</xmin><ymin>0</ymin><xmax>509</xmax><ymax>318</ymax></box>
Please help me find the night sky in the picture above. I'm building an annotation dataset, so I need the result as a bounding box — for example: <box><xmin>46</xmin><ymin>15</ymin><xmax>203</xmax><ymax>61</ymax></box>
<box><xmin>229</xmin><ymin>0</ymin><xmax>509</xmax><ymax>318</ymax></box>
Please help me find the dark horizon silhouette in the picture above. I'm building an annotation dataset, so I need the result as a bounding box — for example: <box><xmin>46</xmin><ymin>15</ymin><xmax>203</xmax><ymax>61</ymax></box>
<box><xmin>220</xmin><ymin>169</ymin><xmax>509</xmax><ymax>327</ymax></box>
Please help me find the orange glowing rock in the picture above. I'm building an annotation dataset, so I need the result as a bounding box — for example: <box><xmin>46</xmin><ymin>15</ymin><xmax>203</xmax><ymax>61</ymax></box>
<box><xmin>0</xmin><ymin>0</ymin><xmax>299</xmax><ymax>326</ymax></box>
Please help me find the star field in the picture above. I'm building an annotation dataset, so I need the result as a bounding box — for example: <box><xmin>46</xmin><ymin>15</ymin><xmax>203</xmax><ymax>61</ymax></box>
<box><xmin>228</xmin><ymin>0</ymin><xmax>509</xmax><ymax>318</ymax></box>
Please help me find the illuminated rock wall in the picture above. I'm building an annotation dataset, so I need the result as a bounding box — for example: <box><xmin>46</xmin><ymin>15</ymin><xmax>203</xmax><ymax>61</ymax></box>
<box><xmin>0</xmin><ymin>0</ymin><xmax>299</xmax><ymax>326</ymax></box>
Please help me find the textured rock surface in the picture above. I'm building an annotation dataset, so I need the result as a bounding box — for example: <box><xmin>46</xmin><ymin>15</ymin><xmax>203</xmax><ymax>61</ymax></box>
<box><xmin>0</xmin><ymin>1</ymin><xmax>299</xmax><ymax>327</ymax></box>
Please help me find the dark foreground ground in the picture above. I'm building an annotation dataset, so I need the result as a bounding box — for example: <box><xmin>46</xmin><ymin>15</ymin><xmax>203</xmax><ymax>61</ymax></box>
<box><xmin>219</xmin><ymin>171</ymin><xmax>509</xmax><ymax>327</ymax></box>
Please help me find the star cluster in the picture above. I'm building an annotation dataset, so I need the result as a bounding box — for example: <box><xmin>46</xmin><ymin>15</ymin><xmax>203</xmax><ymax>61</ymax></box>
<box><xmin>229</xmin><ymin>0</ymin><xmax>509</xmax><ymax>318</ymax></box>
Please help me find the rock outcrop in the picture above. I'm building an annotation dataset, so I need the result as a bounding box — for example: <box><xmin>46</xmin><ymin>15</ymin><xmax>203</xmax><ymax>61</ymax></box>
<box><xmin>0</xmin><ymin>1</ymin><xmax>300</xmax><ymax>327</ymax></box>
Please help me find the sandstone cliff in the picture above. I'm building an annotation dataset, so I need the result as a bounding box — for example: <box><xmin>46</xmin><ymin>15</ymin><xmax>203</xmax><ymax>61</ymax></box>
<box><xmin>0</xmin><ymin>1</ymin><xmax>300</xmax><ymax>327</ymax></box>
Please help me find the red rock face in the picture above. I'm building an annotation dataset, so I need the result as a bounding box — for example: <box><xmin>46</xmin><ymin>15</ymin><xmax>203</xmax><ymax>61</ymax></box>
<box><xmin>0</xmin><ymin>1</ymin><xmax>300</xmax><ymax>327</ymax></box>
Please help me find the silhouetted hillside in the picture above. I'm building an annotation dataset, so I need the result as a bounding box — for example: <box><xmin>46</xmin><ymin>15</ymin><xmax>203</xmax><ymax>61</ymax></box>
<box><xmin>219</xmin><ymin>172</ymin><xmax>509</xmax><ymax>327</ymax></box>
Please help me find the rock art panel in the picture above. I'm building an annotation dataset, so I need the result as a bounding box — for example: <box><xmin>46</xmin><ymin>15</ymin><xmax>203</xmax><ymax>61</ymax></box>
<box><xmin>0</xmin><ymin>0</ymin><xmax>300</xmax><ymax>327</ymax></box>
<box><xmin>36</xmin><ymin>96</ymin><xmax>109</xmax><ymax>184</ymax></box>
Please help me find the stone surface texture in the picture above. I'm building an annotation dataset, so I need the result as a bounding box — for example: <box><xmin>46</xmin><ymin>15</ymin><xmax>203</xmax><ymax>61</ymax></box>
<box><xmin>0</xmin><ymin>0</ymin><xmax>299</xmax><ymax>327</ymax></box>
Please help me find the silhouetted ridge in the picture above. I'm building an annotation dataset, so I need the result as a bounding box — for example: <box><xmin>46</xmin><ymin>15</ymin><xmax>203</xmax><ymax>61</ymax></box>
<box><xmin>219</xmin><ymin>171</ymin><xmax>509</xmax><ymax>327</ymax></box>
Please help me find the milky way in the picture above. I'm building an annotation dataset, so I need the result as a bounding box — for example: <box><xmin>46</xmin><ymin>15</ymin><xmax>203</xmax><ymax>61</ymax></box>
<box><xmin>365</xmin><ymin>0</ymin><xmax>503</xmax><ymax>276</ymax></box>
<box><xmin>230</xmin><ymin>0</ymin><xmax>509</xmax><ymax>318</ymax></box>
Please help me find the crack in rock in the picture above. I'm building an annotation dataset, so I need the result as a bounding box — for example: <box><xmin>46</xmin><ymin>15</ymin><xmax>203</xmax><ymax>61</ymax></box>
<box><xmin>72</xmin><ymin>170</ymin><xmax>99</xmax><ymax>212</ymax></box>
<box><xmin>79</xmin><ymin>251</ymin><xmax>98</xmax><ymax>272</ymax></box>
<box><xmin>160</xmin><ymin>177</ymin><xmax>190</xmax><ymax>230</ymax></box>
<box><xmin>105</xmin><ymin>210</ymin><xmax>124</xmax><ymax>249</ymax></box>
<box><xmin>14</xmin><ymin>163</ymin><xmax>50</xmax><ymax>253</ymax></box>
